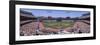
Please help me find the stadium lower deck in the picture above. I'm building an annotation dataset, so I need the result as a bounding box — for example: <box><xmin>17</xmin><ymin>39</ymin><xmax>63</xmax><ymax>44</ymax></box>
<box><xmin>20</xmin><ymin>20</ymin><xmax>90</xmax><ymax>36</ymax></box>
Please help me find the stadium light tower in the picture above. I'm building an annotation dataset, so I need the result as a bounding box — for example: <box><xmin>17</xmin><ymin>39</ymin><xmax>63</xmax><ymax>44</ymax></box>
<box><xmin>35</xmin><ymin>17</ymin><xmax>40</xmax><ymax>35</ymax></box>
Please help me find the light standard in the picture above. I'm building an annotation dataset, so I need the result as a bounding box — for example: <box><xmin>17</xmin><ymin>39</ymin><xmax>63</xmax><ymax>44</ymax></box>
<box><xmin>35</xmin><ymin>17</ymin><xmax>40</xmax><ymax>35</ymax></box>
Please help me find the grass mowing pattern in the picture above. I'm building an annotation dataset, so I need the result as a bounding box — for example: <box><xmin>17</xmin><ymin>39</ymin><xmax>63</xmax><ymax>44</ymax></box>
<box><xmin>43</xmin><ymin>20</ymin><xmax>74</xmax><ymax>29</ymax></box>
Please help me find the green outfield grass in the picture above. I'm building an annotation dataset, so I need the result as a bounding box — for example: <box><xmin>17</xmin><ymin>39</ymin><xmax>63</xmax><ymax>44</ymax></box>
<box><xmin>43</xmin><ymin>20</ymin><xmax>74</xmax><ymax>29</ymax></box>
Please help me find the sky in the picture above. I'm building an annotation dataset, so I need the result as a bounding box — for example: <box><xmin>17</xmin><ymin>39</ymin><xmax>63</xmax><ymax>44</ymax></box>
<box><xmin>21</xmin><ymin>8</ymin><xmax>90</xmax><ymax>18</ymax></box>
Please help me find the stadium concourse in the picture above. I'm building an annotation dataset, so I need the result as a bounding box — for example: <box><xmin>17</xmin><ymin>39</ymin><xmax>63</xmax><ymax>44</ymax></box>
<box><xmin>20</xmin><ymin>10</ymin><xmax>90</xmax><ymax>36</ymax></box>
